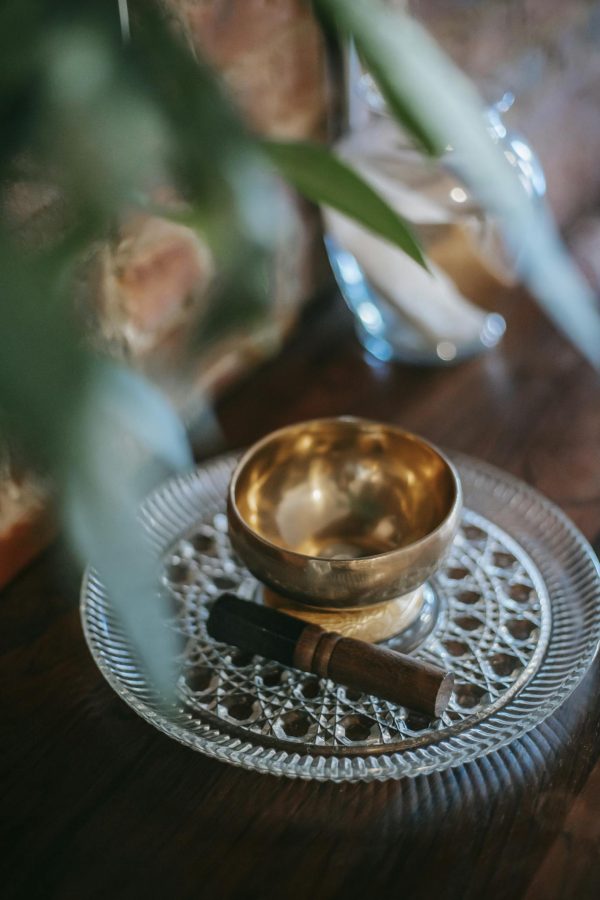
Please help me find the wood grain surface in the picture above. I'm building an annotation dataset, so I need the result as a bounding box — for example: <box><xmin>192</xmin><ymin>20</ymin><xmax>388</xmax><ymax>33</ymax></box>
<box><xmin>2</xmin><ymin>284</ymin><xmax>600</xmax><ymax>900</ymax></box>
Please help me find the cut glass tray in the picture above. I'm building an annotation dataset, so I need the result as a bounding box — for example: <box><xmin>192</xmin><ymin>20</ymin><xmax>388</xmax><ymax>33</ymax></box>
<box><xmin>81</xmin><ymin>452</ymin><xmax>600</xmax><ymax>782</ymax></box>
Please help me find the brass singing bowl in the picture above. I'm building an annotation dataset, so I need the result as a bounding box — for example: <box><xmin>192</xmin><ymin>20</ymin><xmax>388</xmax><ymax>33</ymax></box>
<box><xmin>228</xmin><ymin>417</ymin><xmax>462</xmax><ymax>611</ymax></box>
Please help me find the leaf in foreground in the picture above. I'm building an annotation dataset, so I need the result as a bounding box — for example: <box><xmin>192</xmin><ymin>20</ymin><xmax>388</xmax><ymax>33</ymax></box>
<box><xmin>318</xmin><ymin>0</ymin><xmax>600</xmax><ymax>369</ymax></box>
<box><xmin>264</xmin><ymin>139</ymin><xmax>427</xmax><ymax>271</ymax></box>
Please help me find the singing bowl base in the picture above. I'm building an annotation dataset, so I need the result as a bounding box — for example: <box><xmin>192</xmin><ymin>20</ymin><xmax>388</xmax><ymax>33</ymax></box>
<box><xmin>260</xmin><ymin>583</ymin><xmax>440</xmax><ymax>647</ymax></box>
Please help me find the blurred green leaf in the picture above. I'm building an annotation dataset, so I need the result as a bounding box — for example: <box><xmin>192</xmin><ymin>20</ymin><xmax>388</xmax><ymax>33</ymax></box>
<box><xmin>317</xmin><ymin>0</ymin><xmax>600</xmax><ymax>369</ymax></box>
<box><xmin>264</xmin><ymin>140</ymin><xmax>428</xmax><ymax>271</ymax></box>
<box><xmin>315</xmin><ymin>1</ymin><xmax>440</xmax><ymax>156</ymax></box>
<box><xmin>63</xmin><ymin>362</ymin><xmax>191</xmax><ymax>700</ymax></box>
<box><xmin>0</xmin><ymin>237</ymin><xmax>87</xmax><ymax>466</ymax></box>
<box><xmin>0</xmin><ymin>223</ymin><xmax>191</xmax><ymax>699</ymax></box>
<box><xmin>0</xmin><ymin>0</ymin><xmax>280</xmax><ymax>700</ymax></box>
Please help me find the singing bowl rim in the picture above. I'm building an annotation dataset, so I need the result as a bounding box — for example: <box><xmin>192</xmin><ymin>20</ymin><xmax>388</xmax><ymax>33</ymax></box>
<box><xmin>227</xmin><ymin>416</ymin><xmax>462</xmax><ymax>567</ymax></box>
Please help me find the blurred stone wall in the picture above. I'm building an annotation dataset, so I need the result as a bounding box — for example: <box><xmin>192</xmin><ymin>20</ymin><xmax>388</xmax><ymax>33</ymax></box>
<box><xmin>165</xmin><ymin>0</ymin><xmax>330</xmax><ymax>139</ymax></box>
<box><xmin>92</xmin><ymin>0</ymin><xmax>334</xmax><ymax>412</ymax></box>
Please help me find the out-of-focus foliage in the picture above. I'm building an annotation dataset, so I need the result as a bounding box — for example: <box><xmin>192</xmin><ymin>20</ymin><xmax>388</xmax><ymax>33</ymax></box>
<box><xmin>0</xmin><ymin>0</ymin><xmax>267</xmax><ymax>695</ymax></box>
<box><xmin>264</xmin><ymin>140</ymin><xmax>428</xmax><ymax>270</ymax></box>
<box><xmin>1</xmin><ymin>0</ymin><xmax>597</xmax><ymax>698</ymax></box>
<box><xmin>0</xmin><ymin>0</ymin><xmax>423</xmax><ymax>696</ymax></box>
<box><xmin>314</xmin><ymin>0</ymin><xmax>600</xmax><ymax>367</ymax></box>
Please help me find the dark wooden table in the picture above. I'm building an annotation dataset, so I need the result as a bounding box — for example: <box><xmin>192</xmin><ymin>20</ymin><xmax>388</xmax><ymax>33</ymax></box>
<box><xmin>3</xmin><ymin>284</ymin><xmax>600</xmax><ymax>900</ymax></box>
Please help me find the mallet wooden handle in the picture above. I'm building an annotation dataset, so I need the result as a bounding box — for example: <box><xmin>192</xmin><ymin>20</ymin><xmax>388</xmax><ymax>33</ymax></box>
<box><xmin>296</xmin><ymin>626</ymin><xmax>453</xmax><ymax>717</ymax></box>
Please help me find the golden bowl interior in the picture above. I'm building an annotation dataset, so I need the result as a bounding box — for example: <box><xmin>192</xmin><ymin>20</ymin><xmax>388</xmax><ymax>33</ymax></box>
<box><xmin>231</xmin><ymin>419</ymin><xmax>457</xmax><ymax>561</ymax></box>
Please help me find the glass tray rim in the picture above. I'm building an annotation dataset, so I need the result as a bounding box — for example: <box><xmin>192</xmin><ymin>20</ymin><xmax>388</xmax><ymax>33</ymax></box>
<box><xmin>80</xmin><ymin>451</ymin><xmax>600</xmax><ymax>782</ymax></box>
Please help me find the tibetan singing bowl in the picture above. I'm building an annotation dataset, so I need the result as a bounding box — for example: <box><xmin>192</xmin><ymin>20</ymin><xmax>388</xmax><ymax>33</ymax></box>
<box><xmin>228</xmin><ymin>417</ymin><xmax>462</xmax><ymax>614</ymax></box>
